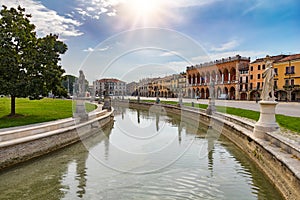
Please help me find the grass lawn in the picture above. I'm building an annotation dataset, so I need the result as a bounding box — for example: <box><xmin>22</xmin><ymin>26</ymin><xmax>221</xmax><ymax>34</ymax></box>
<box><xmin>138</xmin><ymin>99</ymin><xmax>300</xmax><ymax>133</ymax></box>
<box><xmin>0</xmin><ymin>97</ymin><xmax>97</xmax><ymax>129</ymax></box>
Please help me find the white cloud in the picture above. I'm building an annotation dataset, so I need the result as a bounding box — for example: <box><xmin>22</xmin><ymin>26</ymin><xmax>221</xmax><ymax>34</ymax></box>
<box><xmin>0</xmin><ymin>0</ymin><xmax>83</xmax><ymax>38</ymax></box>
<box><xmin>210</xmin><ymin>40</ymin><xmax>240</xmax><ymax>52</ymax></box>
<box><xmin>83</xmin><ymin>46</ymin><xmax>110</xmax><ymax>52</ymax></box>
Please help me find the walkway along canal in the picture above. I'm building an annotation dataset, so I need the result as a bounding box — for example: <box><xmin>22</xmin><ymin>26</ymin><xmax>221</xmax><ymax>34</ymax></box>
<box><xmin>1</xmin><ymin>101</ymin><xmax>298</xmax><ymax>199</ymax></box>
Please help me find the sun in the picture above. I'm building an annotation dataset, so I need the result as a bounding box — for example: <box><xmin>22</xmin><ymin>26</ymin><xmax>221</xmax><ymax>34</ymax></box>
<box><xmin>129</xmin><ymin>0</ymin><xmax>160</xmax><ymax>16</ymax></box>
<box><xmin>120</xmin><ymin>0</ymin><xmax>168</xmax><ymax>27</ymax></box>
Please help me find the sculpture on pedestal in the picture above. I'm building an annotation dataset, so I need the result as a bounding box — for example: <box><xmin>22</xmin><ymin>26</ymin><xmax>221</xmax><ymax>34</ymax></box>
<box><xmin>253</xmin><ymin>56</ymin><xmax>279</xmax><ymax>138</ymax></box>
<box><xmin>74</xmin><ymin>70</ymin><xmax>88</xmax><ymax>121</ymax></box>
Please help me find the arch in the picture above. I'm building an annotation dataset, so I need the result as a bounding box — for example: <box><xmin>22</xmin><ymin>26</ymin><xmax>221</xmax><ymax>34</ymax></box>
<box><xmin>250</xmin><ymin>90</ymin><xmax>260</xmax><ymax>101</ymax></box>
<box><xmin>230</xmin><ymin>67</ymin><xmax>236</xmax><ymax>82</ymax></box>
<box><xmin>240</xmin><ymin>92</ymin><xmax>247</xmax><ymax>100</ymax></box>
<box><xmin>205</xmin><ymin>88</ymin><xmax>209</xmax><ymax>99</ymax></box>
<box><xmin>201</xmin><ymin>72</ymin><xmax>205</xmax><ymax>84</ymax></box>
<box><xmin>223</xmin><ymin>87</ymin><xmax>229</xmax><ymax>95</ymax></box>
<box><xmin>200</xmin><ymin>88</ymin><xmax>205</xmax><ymax>99</ymax></box>
<box><xmin>192</xmin><ymin>74</ymin><xmax>196</xmax><ymax>84</ymax></box>
<box><xmin>229</xmin><ymin>87</ymin><xmax>235</xmax><ymax>100</ymax></box>
<box><xmin>223</xmin><ymin>68</ymin><xmax>229</xmax><ymax>82</ymax></box>
<box><xmin>192</xmin><ymin>88</ymin><xmax>196</xmax><ymax>98</ymax></box>
<box><xmin>291</xmin><ymin>90</ymin><xmax>300</xmax><ymax>101</ymax></box>
<box><xmin>197</xmin><ymin>73</ymin><xmax>200</xmax><ymax>84</ymax></box>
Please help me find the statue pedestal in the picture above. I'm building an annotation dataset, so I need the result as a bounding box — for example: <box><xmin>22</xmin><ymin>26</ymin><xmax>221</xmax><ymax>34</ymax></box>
<box><xmin>206</xmin><ymin>97</ymin><xmax>216</xmax><ymax>115</ymax></box>
<box><xmin>74</xmin><ymin>98</ymin><xmax>89</xmax><ymax>122</ymax></box>
<box><xmin>102</xmin><ymin>96</ymin><xmax>111</xmax><ymax>111</ymax></box>
<box><xmin>253</xmin><ymin>101</ymin><xmax>280</xmax><ymax>139</ymax></box>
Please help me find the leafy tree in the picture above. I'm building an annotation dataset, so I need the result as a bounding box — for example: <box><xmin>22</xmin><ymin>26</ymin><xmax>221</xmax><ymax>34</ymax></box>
<box><xmin>0</xmin><ymin>5</ymin><xmax>67</xmax><ymax>116</ymax></box>
<box><xmin>62</xmin><ymin>74</ymin><xmax>76</xmax><ymax>96</ymax></box>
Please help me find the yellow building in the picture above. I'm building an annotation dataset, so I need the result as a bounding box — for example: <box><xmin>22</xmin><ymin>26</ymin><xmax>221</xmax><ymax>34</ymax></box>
<box><xmin>249</xmin><ymin>55</ymin><xmax>287</xmax><ymax>100</ymax></box>
<box><xmin>274</xmin><ymin>54</ymin><xmax>300</xmax><ymax>101</ymax></box>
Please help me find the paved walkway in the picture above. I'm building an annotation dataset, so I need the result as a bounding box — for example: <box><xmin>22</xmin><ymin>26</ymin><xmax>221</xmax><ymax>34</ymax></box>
<box><xmin>127</xmin><ymin>97</ymin><xmax>300</xmax><ymax>117</ymax></box>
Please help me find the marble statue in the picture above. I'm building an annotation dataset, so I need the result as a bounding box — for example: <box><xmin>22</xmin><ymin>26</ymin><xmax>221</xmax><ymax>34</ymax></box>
<box><xmin>261</xmin><ymin>61</ymin><xmax>275</xmax><ymax>101</ymax></box>
<box><xmin>78</xmin><ymin>70</ymin><xmax>86</xmax><ymax>97</ymax></box>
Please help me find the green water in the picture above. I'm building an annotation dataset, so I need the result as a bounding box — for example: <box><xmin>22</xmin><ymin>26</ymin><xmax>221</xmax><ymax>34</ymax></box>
<box><xmin>0</xmin><ymin>106</ymin><xmax>283</xmax><ymax>199</ymax></box>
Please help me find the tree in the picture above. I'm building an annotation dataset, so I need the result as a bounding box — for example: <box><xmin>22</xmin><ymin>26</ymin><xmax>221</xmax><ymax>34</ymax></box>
<box><xmin>62</xmin><ymin>75</ymin><xmax>76</xmax><ymax>96</ymax></box>
<box><xmin>0</xmin><ymin>5</ymin><xmax>68</xmax><ymax>116</ymax></box>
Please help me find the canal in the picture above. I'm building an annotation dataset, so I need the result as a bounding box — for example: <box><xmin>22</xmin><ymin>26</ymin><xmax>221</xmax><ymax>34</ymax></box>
<box><xmin>0</xmin><ymin>105</ymin><xmax>283</xmax><ymax>199</ymax></box>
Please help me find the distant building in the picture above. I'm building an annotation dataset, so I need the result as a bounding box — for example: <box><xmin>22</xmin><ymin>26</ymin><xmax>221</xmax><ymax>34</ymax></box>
<box><xmin>186</xmin><ymin>55</ymin><xmax>250</xmax><ymax>100</ymax></box>
<box><xmin>249</xmin><ymin>55</ymin><xmax>287</xmax><ymax>100</ymax></box>
<box><xmin>93</xmin><ymin>78</ymin><xmax>126</xmax><ymax>97</ymax></box>
<box><xmin>273</xmin><ymin>54</ymin><xmax>300</xmax><ymax>101</ymax></box>
<box><xmin>126</xmin><ymin>81</ymin><xmax>138</xmax><ymax>96</ymax></box>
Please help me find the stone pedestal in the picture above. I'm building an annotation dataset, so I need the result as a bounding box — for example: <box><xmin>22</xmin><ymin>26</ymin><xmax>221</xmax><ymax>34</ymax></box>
<box><xmin>74</xmin><ymin>98</ymin><xmax>88</xmax><ymax>122</ymax></box>
<box><xmin>253</xmin><ymin>101</ymin><xmax>280</xmax><ymax>139</ymax></box>
<box><xmin>206</xmin><ymin>97</ymin><xmax>216</xmax><ymax>115</ymax></box>
<box><xmin>102</xmin><ymin>96</ymin><xmax>111</xmax><ymax>111</ymax></box>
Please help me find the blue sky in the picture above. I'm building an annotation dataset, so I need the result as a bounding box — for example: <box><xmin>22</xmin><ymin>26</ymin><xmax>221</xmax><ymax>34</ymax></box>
<box><xmin>1</xmin><ymin>0</ymin><xmax>299</xmax><ymax>83</ymax></box>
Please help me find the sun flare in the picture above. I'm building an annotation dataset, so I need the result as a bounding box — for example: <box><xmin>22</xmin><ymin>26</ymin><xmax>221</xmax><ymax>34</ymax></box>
<box><xmin>120</xmin><ymin>0</ymin><xmax>168</xmax><ymax>27</ymax></box>
<box><xmin>129</xmin><ymin>0</ymin><xmax>160</xmax><ymax>16</ymax></box>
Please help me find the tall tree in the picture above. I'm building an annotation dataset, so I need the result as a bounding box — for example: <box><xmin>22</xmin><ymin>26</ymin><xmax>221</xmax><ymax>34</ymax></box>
<box><xmin>0</xmin><ymin>6</ymin><xmax>67</xmax><ymax>116</ymax></box>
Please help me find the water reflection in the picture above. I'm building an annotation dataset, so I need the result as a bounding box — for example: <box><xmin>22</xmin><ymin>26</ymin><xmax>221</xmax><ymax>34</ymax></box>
<box><xmin>0</xmin><ymin>106</ymin><xmax>283</xmax><ymax>200</ymax></box>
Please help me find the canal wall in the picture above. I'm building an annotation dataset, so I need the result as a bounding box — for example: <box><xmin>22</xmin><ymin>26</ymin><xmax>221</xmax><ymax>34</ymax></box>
<box><xmin>126</xmin><ymin>101</ymin><xmax>300</xmax><ymax>200</ymax></box>
<box><xmin>0</xmin><ymin>105</ymin><xmax>114</xmax><ymax>171</ymax></box>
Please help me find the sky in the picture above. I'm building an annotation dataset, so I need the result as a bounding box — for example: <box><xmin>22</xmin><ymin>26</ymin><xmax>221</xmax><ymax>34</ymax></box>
<box><xmin>1</xmin><ymin>0</ymin><xmax>299</xmax><ymax>83</ymax></box>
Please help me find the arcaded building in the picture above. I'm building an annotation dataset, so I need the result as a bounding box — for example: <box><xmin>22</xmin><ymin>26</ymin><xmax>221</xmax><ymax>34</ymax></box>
<box><xmin>186</xmin><ymin>55</ymin><xmax>250</xmax><ymax>100</ymax></box>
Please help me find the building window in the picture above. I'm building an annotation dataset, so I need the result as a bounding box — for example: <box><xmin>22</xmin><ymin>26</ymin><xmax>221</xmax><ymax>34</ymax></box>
<box><xmin>240</xmin><ymin>77</ymin><xmax>242</xmax><ymax>83</ymax></box>
<box><xmin>285</xmin><ymin>79</ymin><xmax>289</xmax><ymax>86</ymax></box>
<box><xmin>258</xmin><ymin>65</ymin><xmax>261</xmax><ymax>70</ymax></box>
<box><xmin>291</xmin><ymin>79</ymin><xmax>295</xmax><ymax>86</ymax></box>
<box><xmin>246</xmin><ymin>76</ymin><xmax>248</xmax><ymax>83</ymax></box>
<box><xmin>274</xmin><ymin>80</ymin><xmax>277</xmax><ymax>87</ymax></box>
<box><xmin>250</xmin><ymin>83</ymin><xmax>253</xmax><ymax>90</ymax></box>
<box><xmin>257</xmin><ymin>82</ymin><xmax>260</xmax><ymax>89</ymax></box>
<box><xmin>250</xmin><ymin>75</ymin><xmax>253</xmax><ymax>79</ymax></box>
<box><xmin>257</xmin><ymin>74</ymin><xmax>260</xmax><ymax>79</ymax></box>
<box><xmin>240</xmin><ymin>85</ymin><xmax>243</xmax><ymax>91</ymax></box>
<box><xmin>262</xmin><ymin>64</ymin><xmax>265</xmax><ymax>69</ymax></box>
<box><xmin>250</xmin><ymin>66</ymin><xmax>253</xmax><ymax>71</ymax></box>
<box><xmin>286</xmin><ymin>66</ymin><xmax>289</xmax><ymax>74</ymax></box>
<box><xmin>274</xmin><ymin>68</ymin><xmax>278</xmax><ymax>75</ymax></box>
<box><xmin>245</xmin><ymin>84</ymin><xmax>248</xmax><ymax>91</ymax></box>
<box><xmin>291</xmin><ymin>66</ymin><xmax>295</xmax><ymax>74</ymax></box>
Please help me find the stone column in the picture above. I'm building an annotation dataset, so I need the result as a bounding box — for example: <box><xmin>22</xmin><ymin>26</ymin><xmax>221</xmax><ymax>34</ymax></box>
<box><xmin>221</xmin><ymin>74</ymin><xmax>224</xmax><ymax>84</ymax></box>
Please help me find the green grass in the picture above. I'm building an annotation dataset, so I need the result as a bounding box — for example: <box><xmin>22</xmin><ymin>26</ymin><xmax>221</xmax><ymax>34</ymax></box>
<box><xmin>0</xmin><ymin>98</ymin><xmax>97</xmax><ymax>129</ymax></box>
<box><xmin>138</xmin><ymin>99</ymin><xmax>300</xmax><ymax>133</ymax></box>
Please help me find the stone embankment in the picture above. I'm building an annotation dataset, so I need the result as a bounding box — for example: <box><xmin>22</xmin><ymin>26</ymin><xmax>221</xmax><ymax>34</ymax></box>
<box><xmin>0</xmin><ymin>104</ymin><xmax>114</xmax><ymax>170</ymax></box>
<box><xmin>126</xmin><ymin>101</ymin><xmax>300</xmax><ymax>200</ymax></box>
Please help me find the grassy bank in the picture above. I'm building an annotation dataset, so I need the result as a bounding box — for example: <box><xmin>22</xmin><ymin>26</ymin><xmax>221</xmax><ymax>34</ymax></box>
<box><xmin>138</xmin><ymin>99</ymin><xmax>300</xmax><ymax>133</ymax></box>
<box><xmin>0</xmin><ymin>98</ymin><xmax>97</xmax><ymax>129</ymax></box>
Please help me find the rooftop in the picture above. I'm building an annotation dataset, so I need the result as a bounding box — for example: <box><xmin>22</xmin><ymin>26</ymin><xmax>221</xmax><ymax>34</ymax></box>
<box><xmin>251</xmin><ymin>54</ymin><xmax>288</xmax><ymax>64</ymax></box>
<box><xmin>187</xmin><ymin>55</ymin><xmax>250</xmax><ymax>71</ymax></box>
<box><xmin>275</xmin><ymin>54</ymin><xmax>300</xmax><ymax>63</ymax></box>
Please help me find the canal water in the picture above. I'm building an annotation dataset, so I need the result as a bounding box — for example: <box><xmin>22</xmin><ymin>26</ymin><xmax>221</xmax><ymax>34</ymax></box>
<box><xmin>0</xmin><ymin>106</ymin><xmax>283</xmax><ymax>200</ymax></box>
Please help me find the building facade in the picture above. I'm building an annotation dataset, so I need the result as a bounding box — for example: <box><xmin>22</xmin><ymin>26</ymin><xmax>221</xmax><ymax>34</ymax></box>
<box><xmin>93</xmin><ymin>78</ymin><xmax>126</xmax><ymax>97</ymax></box>
<box><xmin>249</xmin><ymin>55</ymin><xmax>287</xmax><ymax>100</ymax></box>
<box><xmin>186</xmin><ymin>55</ymin><xmax>250</xmax><ymax>100</ymax></box>
<box><xmin>274</xmin><ymin>54</ymin><xmax>300</xmax><ymax>101</ymax></box>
